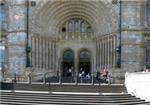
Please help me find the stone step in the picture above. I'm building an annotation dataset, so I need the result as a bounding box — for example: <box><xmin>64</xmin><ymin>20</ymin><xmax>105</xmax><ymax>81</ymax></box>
<box><xmin>1</xmin><ymin>91</ymin><xmax>150</xmax><ymax>105</ymax></box>
<box><xmin>1</xmin><ymin>94</ymin><xmax>140</xmax><ymax>101</ymax></box>
<box><xmin>1</xmin><ymin>91</ymin><xmax>130</xmax><ymax>97</ymax></box>
<box><xmin>118</xmin><ymin>101</ymin><xmax>150</xmax><ymax>105</ymax></box>
<box><xmin>2</xmin><ymin>98</ymin><xmax>149</xmax><ymax>105</ymax></box>
<box><xmin>1</xmin><ymin>101</ymin><xmax>117</xmax><ymax>105</ymax></box>
<box><xmin>1</xmin><ymin>83</ymin><xmax>126</xmax><ymax>93</ymax></box>
<box><xmin>1</xmin><ymin>96</ymin><xmax>145</xmax><ymax>102</ymax></box>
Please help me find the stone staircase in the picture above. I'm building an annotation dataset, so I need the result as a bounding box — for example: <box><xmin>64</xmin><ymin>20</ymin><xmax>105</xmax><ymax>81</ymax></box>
<box><xmin>1</xmin><ymin>91</ymin><xmax>150</xmax><ymax>105</ymax></box>
<box><xmin>1</xmin><ymin>83</ymin><xmax>127</xmax><ymax>93</ymax></box>
<box><xmin>1</xmin><ymin>83</ymin><xmax>150</xmax><ymax>105</ymax></box>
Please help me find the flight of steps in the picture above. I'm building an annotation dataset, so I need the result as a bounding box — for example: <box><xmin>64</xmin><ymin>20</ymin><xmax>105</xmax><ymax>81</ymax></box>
<box><xmin>1</xmin><ymin>91</ymin><xmax>150</xmax><ymax>105</ymax></box>
<box><xmin>1</xmin><ymin>83</ymin><xmax>127</xmax><ymax>93</ymax></box>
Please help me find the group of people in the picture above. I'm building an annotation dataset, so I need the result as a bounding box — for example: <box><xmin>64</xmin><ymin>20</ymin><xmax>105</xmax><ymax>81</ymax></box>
<box><xmin>63</xmin><ymin>66</ymin><xmax>111</xmax><ymax>84</ymax></box>
<box><xmin>96</xmin><ymin>68</ymin><xmax>110</xmax><ymax>84</ymax></box>
<box><xmin>78</xmin><ymin>68</ymin><xmax>91</xmax><ymax>83</ymax></box>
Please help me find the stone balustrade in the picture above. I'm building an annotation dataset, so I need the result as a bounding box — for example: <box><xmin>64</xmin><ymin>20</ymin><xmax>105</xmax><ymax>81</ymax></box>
<box><xmin>125</xmin><ymin>72</ymin><xmax>150</xmax><ymax>101</ymax></box>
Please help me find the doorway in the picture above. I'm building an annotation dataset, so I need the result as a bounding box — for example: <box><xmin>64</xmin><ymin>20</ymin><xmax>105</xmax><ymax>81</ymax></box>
<box><xmin>78</xmin><ymin>50</ymin><xmax>91</xmax><ymax>83</ymax></box>
<box><xmin>62</xmin><ymin>49</ymin><xmax>74</xmax><ymax>77</ymax></box>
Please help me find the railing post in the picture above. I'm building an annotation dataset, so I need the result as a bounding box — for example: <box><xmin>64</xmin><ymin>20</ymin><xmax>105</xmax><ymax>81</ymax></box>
<box><xmin>59</xmin><ymin>71</ymin><xmax>62</xmax><ymax>85</ymax></box>
<box><xmin>91</xmin><ymin>73</ymin><xmax>94</xmax><ymax>85</ymax></box>
<box><xmin>14</xmin><ymin>73</ymin><xmax>17</xmax><ymax>83</ymax></box>
<box><xmin>28</xmin><ymin>73</ymin><xmax>31</xmax><ymax>84</ymax></box>
<box><xmin>108</xmin><ymin>72</ymin><xmax>111</xmax><ymax>85</ymax></box>
<box><xmin>75</xmin><ymin>70</ymin><xmax>78</xmax><ymax>85</ymax></box>
<box><xmin>43</xmin><ymin>73</ymin><xmax>46</xmax><ymax>84</ymax></box>
<box><xmin>48</xmin><ymin>80</ymin><xmax>51</xmax><ymax>93</ymax></box>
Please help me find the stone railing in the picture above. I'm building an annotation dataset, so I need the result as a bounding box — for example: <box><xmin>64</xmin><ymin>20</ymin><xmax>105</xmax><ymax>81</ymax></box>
<box><xmin>125</xmin><ymin>72</ymin><xmax>150</xmax><ymax>101</ymax></box>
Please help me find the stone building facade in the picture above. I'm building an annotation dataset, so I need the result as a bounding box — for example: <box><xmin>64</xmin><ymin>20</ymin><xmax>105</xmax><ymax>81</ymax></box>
<box><xmin>0</xmin><ymin>0</ymin><xmax>150</xmax><ymax>83</ymax></box>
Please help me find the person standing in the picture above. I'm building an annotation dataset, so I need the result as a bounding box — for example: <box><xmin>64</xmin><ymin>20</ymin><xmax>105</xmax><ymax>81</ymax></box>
<box><xmin>101</xmin><ymin>67</ymin><xmax>108</xmax><ymax>83</ymax></box>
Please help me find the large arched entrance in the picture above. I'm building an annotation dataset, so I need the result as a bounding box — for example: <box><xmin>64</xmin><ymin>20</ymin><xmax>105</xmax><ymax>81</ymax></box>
<box><xmin>62</xmin><ymin>49</ymin><xmax>74</xmax><ymax>77</ymax></box>
<box><xmin>28</xmin><ymin>0</ymin><xmax>119</xmax><ymax>84</ymax></box>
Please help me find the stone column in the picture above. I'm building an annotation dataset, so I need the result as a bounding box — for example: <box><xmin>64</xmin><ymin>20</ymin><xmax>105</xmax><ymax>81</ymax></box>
<box><xmin>98</xmin><ymin>41</ymin><xmax>100</xmax><ymax>70</ymax></box>
<box><xmin>48</xmin><ymin>40</ymin><xmax>51</xmax><ymax>69</ymax></box>
<box><xmin>41</xmin><ymin>38</ymin><xmax>44</xmax><ymax>68</ymax></box>
<box><xmin>110</xmin><ymin>37</ymin><xmax>113</xmax><ymax>68</ymax></box>
<box><xmin>54</xmin><ymin>41</ymin><xmax>56</xmax><ymax>72</ymax></box>
<box><xmin>30</xmin><ymin>36</ymin><xmax>34</xmax><ymax>67</ymax></box>
<box><xmin>55</xmin><ymin>41</ymin><xmax>59</xmax><ymax>75</ymax></box>
<box><xmin>91</xmin><ymin>58</ymin><xmax>94</xmax><ymax>85</ymax></box>
<box><xmin>39</xmin><ymin>37</ymin><xmax>42</xmax><ymax>68</ymax></box>
<box><xmin>58</xmin><ymin>57</ymin><xmax>62</xmax><ymax>84</ymax></box>
<box><xmin>7</xmin><ymin>0</ymin><xmax>27</xmax><ymax>75</ymax></box>
<box><xmin>121</xmin><ymin>1</ymin><xmax>146</xmax><ymax>73</ymax></box>
<box><xmin>101</xmin><ymin>40</ymin><xmax>104</xmax><ymax>68</ymax></box>
<box><xmin>44</xmin><ymin>38</ymin><xmax>46</xmax><ymax>69</ymax></box>
<box><xmin>47</xmin><ymin>39</ymin><xmax>49</xmax><ymax>70</ymax></box>
<box><xmin>35</xmin><ymin>37</ymin><xmax>39</xmax><ymax>68</ymax></box>
<box><xmin>51</xmin><ymin>41</ymin><xmax>53</xmax><ymax>71</ymax></box>
<box><xmin>45</xmin><ymin>39</ymin><xmax>48</xmax><ymax>70</ymax></box>
<box><xmin>96</xmin><ymin>40</ymin><xmax>98</xmax><ymax>71</ymax></box>
<box><xmin>108</xmin><ymin>38</ymin><xmax>110</xmax><ymax>69</ymax></box>
<box><xmin>43</xmin><ymin>38</ymin><xmax>45</xmax><ymax>69</ymax></box>
<box><xmin>74</xmin><ymin>55</ymin><xmax>78</xmax><ymax>84</ymax></box>
<box><xmin>45</xmin><ymin>39</ymin><xmax>47</xmax><ymax>69</ymax></box>
<box><xmin>33</xmin><ymin>37</ymin><xmax>35</xmax><ymax>68</ymax></box>
<box><xmin>52</xmin><ymin>41</ymin><xmax>55</xmax><ymax>71</ymax></box>
<box><xmin>113</xmin><ymin>36</ymin><xmax>117</xmax><ymax>68</ymax></box>
<box><xmin>104</xmin><ymin>39</ymin><xmax>107</xmax><ymax>67</ymax></box>
<box><xmin>50</xmin><ymin>41</ymin><xmax>52</xmax><ymax>70</ymax></box>
<box><xmin>99</xmin><ymin>41</ymin><xmax>102</xmax><ymax>70</ymax></box>
<box><xmin>52</xmin><ymin>41</ymin><xmax>54</xmax><ymax>71</ymax></box>
<box><xmin>54</xmin><ymin>41</ymin><xmax>57</xmax><ymax>72</ymax></box>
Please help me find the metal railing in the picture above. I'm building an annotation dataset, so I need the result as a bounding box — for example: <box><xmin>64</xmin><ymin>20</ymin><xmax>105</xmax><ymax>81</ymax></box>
<box><xmin>1</xmin><ymin>71</ymin><xmax>112</xmax><ymax>85</ymax></box>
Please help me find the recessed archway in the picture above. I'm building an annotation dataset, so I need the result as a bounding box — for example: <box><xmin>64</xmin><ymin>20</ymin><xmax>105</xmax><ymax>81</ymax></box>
<box><xmin>78</xmin><ymin>49</ymin><xmax>91</xmax><ymax>77</ymax></box>
<box><xmin>62</xmin><ymin>49</ymin><xmax>74</xmax><ymax>77</ymax></box>
<box><xmin>30</xmin><ymin>0</ymin><xmax>119</xmax><ymax>37</ymax></box>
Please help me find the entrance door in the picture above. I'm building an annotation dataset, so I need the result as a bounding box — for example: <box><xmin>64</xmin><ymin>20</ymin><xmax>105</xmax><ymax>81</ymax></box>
<box><xmin>78</xmin><ymin>50</ymin><xmax>91</xmax><ymax>83</ymax></box>
<box><xmin>62</xmin><ymin>49</ymin><xmax>74</xmax><ymax>83</ymax></box>
<box><xmin>79</xmin><ymin>62</ymin><xmax>91</xmax><ymax>76</ymax></box>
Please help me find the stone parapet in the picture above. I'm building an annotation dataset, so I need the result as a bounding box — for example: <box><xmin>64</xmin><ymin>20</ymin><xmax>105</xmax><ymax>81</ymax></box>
<box><xmin>125</xmin><ymin>72</ymin><xmax>150</xmax><ymax>101</ymax></box>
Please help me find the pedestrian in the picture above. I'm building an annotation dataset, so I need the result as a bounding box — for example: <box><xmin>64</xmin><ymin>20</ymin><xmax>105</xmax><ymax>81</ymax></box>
<box><xmin>101</xmin><ymin>67</ymin><xmax>108</xmax><ymax>83</ymax></box>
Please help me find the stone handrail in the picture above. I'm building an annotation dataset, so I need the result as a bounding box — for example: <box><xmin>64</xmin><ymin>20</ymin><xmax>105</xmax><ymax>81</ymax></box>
<box><xmin>125</xmin><ymin>72</ymin><xmax>150</xmax><ymax>101</ymax></box>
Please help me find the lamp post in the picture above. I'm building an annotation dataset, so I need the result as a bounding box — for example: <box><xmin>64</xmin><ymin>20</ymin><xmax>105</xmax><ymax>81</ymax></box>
<box><xmin>26</xmin><ymin>0</ymin><xmax>31</xmax><ymax>67</ymax></box>
<box><xmin>116</xmin><ymin>0</ymin><xmax>122</xmax><ymax>68</ymax></box>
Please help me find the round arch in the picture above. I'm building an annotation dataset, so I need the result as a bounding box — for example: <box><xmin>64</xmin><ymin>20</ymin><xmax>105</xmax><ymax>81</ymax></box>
<box><xmin>61</xmin><ymin>48</ymin><xmax>74</xmax><ymax>77</ymax></box>
<box><xmin>78</xmin><ymin>48</ymin><xmax>91</xmax><ymax>76</ymax></box>
<box><xmin>29</xmin><ymin>0</ymin><xmax>119</xmax><ymax>37</ymax></box>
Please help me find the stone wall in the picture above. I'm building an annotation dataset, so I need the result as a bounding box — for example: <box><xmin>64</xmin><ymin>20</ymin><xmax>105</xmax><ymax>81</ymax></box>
<box><xmin>7</xmin><ymin>0</ymin><xmax>27</xmax><ymax>75</ymax></box>
<box><xmin>121</xmin><ymin>1</ymin><xmax>146</xmax><ymax>73</ymax></box>
<box><xmin>3</xmin><ymin>0</ymin><xmax>149</xmax><ymax>83</ymax></box>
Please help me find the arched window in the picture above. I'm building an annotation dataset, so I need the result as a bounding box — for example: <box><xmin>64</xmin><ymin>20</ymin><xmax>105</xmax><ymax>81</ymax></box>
<box><xmin>147</xmin><ymin>0</ymin><xmax>150</xmax><ymax>26</ymax></box>
<box><xmin>79</xmin><ymin>50</ymin><xmax>91</xmax><ymax>61</ymax></box>
<box><xmin>81</xmin><ymin>22</ymin><xmax>85</xmax><ymax>33</ymax></box>
<box><xmin>68</xmin><ymin>21</ymin><xmax>73</xmax><ymax>32</ymax></box>
<box><xmin>63</xmin><ymin>50</ymin><xmax>74</xmax><ymax>62</ymax></box>
<box><xmin>75</xmin><ymin>20</ymin><xmax>79</xmax><ymax>32</ymax></box>
<box><xmin>61</xmin><ymin>18</ymin><xmax>92</xmax><ymax>33</ymax></box>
